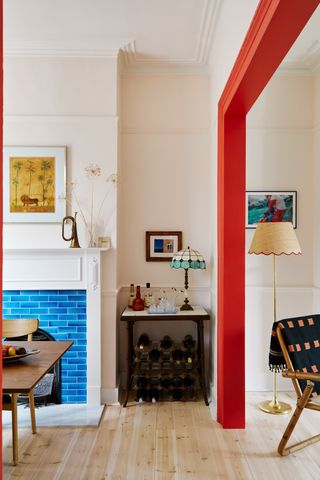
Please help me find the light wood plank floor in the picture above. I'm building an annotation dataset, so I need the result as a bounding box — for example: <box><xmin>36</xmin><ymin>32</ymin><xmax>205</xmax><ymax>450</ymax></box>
<box><xmin>2</xmin><ymin>392</ymin><xmax>320</xmax><ymax>480</ymax></box>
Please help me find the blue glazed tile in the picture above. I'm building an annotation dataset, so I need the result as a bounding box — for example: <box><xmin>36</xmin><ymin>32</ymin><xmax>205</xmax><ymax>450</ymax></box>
<box><xmin>77</xmin><ymin>340</ymin><xmax>86</xmax><ymax>345</ymax></box>
<box><xmin>2</xmin><ymin>302</ymin><xmax>21</xmax><ymax>309</ymax></box>
<box><xmin>39</xmin><ymin>321</ymin><xmax>49</xmax><ymax>327</ymax></box>
<box><xmin>30</xmin><ymin>296</ymin><xmax>48</xmax><ymax>302</ymax></box>
<box><xmin>44</xmin><ymin>327</ymin><xmax>58</xmax><ymax>334</ymax></box>
<box><xmin>3</xmin><ymin>290</ymin><xmax>20</xmax><ymax>295</ymax></box>
<box><xmin>3</xmin><ymin>296</ymin><xmax>13</xmax><ymax>302</ymax></box>
<box><xmin>39</xmin><ymin>315</ymin><xmax>58</xmax><ymax>320</ymax></box>
<box><xmin>64</xmin><ymin>351</ymin><xmax>77</xmax><ymax>357</ymax></box>
<box><xmin>69</xmin><ymin>333</ymin><xmax>86</xmax><ymax>340</ymax></box>
<box><xmin>68</xmin><ymin>296</ymin><xmax>86</xmax><ymax>301</ymax></box>
<box><xmin>11</xmin><ymin>296</ymin><xmax>29</xmax><ymax>302</ymax></box>
<box><xmin>68</xmin><ymin>320</ymin><xmax>86</xmax><ymax>326</ymax></box>
<box><xmin>40</xmin><ymin>290</ymin><xmax>57</xmax><ymax>295</ymax></box>
<box><xmin>49</xmin><ymin>308</ymin><xmax>67</xmax><ymax>314</ymax></box>
<box><xmin>58</xmin><ymin>302</ymin><xmax>77</xmax><ymax>308</ymax></box>
<box><xmin>77</xmin><ymin>327</ymin><xmax>87</xmax><ymax>333</ymax></box>
<box><xmin>68</xmin><ymin>383</ymin><xmax>87</xmax><ymax>390</ymax></box>
<box><xmin>39</xmin><ymin>302</ymin><xmax>58</xmax><ymax>308</ymax></box>
<box><xmin>76</xmin><ymin>302</ymin><xmax>87</xmax><ymax>308</ymax></box>
<box><xmin>77</xmin><ymin>315</ymin><xmax>87</xmax><ymax>320</ymax></box>
<box><xmin>49</xmin><ymin>296</ymin><xmax>69</xmax><ymax>302</ymax></box>
<box><xmin>67</xmin><ymin>371</ymin><xmax>82</xmax><ymax>377</ymax></box>
<box><xmin>3</xmin><ymin>314</ymin><xmax>22</xmax><ymax>319</ymax></box>
<box><xmin>59</xmin><ymin>290</ymin><xmax>84</xmax><ymax>295</ymax></box>
<box><xmin>11</xmin><ymin>308</ymin><xmax>30</xmax><ymax>315</ymax></box>
<box><xmin>29</xmin><ymin>308</ymin><xmax>49</xmax><ymax>314</ymax></box>
<box><xmin>68</xmin><ymin>396</ymin><xmax>86</xmax><ymax>402</ymax></box>
<box><xmin>68</xmin><ymin>358</ymin><xmax>86</xmax><ymax>365</ymax></box>
<box><xmin>20</xmin><ymin>302</ymin><xmax>39</xmax><ymax>308</ymax></box>
<box><xmin>71</xmin><ymin>346</ymin><xmax>87</xmax><ymax>352</ymax></box>
<box><xmin>2</xmin><ymin>309</ymin><xmax>11</xmax><ymax>315</ymax></box>
<box><xmin>53</xmin><ymin>333</ymin><xmax>68</xmax><ymax>340</ymax></box>
<box><xmin>61</xmin><ymin>363</ymin><xmax>78</xmax><ymax>370</ymax></box>
<box><xmin>59</xmin><ymin>315</ymin><xmax>77</xmax><ymax>321</ymax></box>
<box><xmin>77</xmin><ymin>375</ymin><xmax>87</xmax><ymax>381</ymax></box>
<box><xmin>68</xmin><ymin>308</ymin><xmax>86</xmax><ymax>314</ymax></box>
<box><xmin>49</xmin><ymin>320</ymin><xmax>68</xmax><ymax>327</ymax></box>
<box><xmin>77</xmin><ymin>352</ymin><xmax>87</xmax><ymax>358</ymax></box>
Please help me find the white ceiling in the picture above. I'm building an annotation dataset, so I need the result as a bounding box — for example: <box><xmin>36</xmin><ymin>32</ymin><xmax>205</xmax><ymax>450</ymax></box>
<box><xmin>4</xmin><ymin>0</ymin><xmax>220</xmax><ymax>73</ymax></box>
<box><xmin>4</xmin><ymin>0</ymin><xmax>320</xmax><ymax>74</ymax></box>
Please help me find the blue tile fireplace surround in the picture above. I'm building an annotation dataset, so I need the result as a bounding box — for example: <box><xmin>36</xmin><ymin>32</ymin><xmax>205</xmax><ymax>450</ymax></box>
<box><xmin>3</xmin><ymin>289</ymin><xmax>87</xmax><ymax>404</ymax></box>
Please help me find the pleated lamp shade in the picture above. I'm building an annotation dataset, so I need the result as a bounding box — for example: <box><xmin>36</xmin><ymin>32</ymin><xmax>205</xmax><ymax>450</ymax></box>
<box><xmin>248</xmin><ymin>222</ymin><xmax>301</xmax><ymax>256</ymax></box>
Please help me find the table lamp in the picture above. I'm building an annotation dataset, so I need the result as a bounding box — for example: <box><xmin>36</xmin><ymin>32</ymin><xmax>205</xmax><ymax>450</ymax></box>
<box><xmin>248</xmin><ymin>222</ymin><xmax>301</xmax><ymax>414</ymax></box>
<box><xmin>170</xmin><ymin>246</ymin><xmax>206</xmax><ymax>310</ymax></box>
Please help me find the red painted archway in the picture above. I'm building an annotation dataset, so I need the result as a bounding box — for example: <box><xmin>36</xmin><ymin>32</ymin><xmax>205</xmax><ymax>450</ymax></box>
<box><xmin>217</xmin><ymin>0</ymin><xmax>320</xmax><ymax>428</ymax></box>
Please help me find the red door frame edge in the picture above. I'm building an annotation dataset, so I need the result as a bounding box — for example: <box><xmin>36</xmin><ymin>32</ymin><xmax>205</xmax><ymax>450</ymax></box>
<box><xmin>1</xmin><ymin>0</ymin><xmax>3</xmax><ymax>472</ymax></box>
<box><xmin>217</xmin><ymin>0</ymin><xmax>320</xmax><ymax>429</ymax></box>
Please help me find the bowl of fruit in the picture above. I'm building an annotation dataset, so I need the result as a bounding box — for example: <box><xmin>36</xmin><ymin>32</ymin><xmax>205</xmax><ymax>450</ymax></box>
<box><xmin>2</xmin><ymin>345</ymin><xmax>40</xmax><ymax>363</ymax></box>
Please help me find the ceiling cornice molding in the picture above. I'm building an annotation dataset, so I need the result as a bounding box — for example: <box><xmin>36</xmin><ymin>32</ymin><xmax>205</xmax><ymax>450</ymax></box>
<box><xmin>4</xmin><ymin>39</ymin><xmax>134</xmax><ymax>59</ymax></box>
<box><xmin>121</xmin><ymin>0</ymin><xmax>221</xmax><ymax>74</ymax></box>
<box><xmin>279</xmin><ymin>40</ymin><xmax>320</xmax><ymax>76</ymax></box>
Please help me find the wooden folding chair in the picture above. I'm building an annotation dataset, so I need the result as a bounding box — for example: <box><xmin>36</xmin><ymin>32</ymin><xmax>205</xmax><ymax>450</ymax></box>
<box><xmin>276</xmin><ymin>325</ymin><xmax>320</xmax><ymax>456</ymax></box>
<box><xmin>2</xmin><ymin>318</ymin><xmax>39</xmax><ymax>465</ymax></box>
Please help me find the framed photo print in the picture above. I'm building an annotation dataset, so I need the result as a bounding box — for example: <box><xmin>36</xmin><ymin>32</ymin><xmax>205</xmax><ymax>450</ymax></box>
<box><xmin>146</xmin><ymin>231</ymin><xmax>182</xmax><ymax>261</ymax></box>
<box><xmin>246</xmin><ymin>191</ymin><xmax>297</xmax><ymax>229</ymax></box>
<box><xmin>3</xmin><ymin>146</ymin><xmax>66</xmax><ymax>223</ymax></box>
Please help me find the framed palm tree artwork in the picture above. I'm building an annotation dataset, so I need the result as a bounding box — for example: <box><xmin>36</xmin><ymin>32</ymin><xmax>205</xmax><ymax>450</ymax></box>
<box><xmin>3</xmin><ymin>146</ymin><xmax>66</xmax><ymax>223</ymax></box>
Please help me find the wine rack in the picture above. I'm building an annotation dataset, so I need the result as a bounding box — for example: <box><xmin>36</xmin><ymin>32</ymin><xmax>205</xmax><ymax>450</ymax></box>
<box><xmin>132</xmin><ymin>339</ymin><xmax>199</xmax><ymax>402</ymax></box>
<box><xmin>120</xmin><ymin>306</ymin><xmax>210</xmax><ymax>406</ymax></box>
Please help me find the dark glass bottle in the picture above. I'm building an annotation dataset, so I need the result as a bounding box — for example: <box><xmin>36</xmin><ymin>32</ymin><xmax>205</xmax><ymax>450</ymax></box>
<box><xmin>183</xmin><ymin>334</ymin><xmax>195</xmax><ymax>349</ymax></box>
<box><xmin>172</xmin><ymin>349</ymin><xmax>184</xmax><ymax>364</ymax></box>
<box><xmin>136</xmin><ymin>388</ymin><xmax>149</xmax><ymax>402</ymax></box>
<box><xmin>149</xmin><ymin>348</ymin><xmax>161</xmax><ymax>362</ymax></box>
<box><xmin>150</xmin><ymin>388</ymin><xmax>160</xmax><ymax>402</ymax></box>
<box><xmin>184</xmin><ymin>375</ymin><xmax>194</xmax><ymax>387</ymax></box>
<box><xmin>137</xmin><ymin>376</ymin><xmax>148</xmax><ymax>388</ymax></box>
<box><xmin>171</xmin><ymin>376</ymin><xmax>183</xmax><ymax>388</ymax></box>
<box><xmin>132</xmin><ymin>285</ymin><xmax>145</xmax><ymax>311</ymax></box>
<box><xmin>128</xmin><ymin>283</ymin><xmax>135</xmax><ymax>308</ymax></box>
<box><xmin>160</xmin><ymin>376</ymin><xmax>170</xmax><ymax>389</ymax></box>
<box><xmin>171</xmin><ymin>388</ymin><xmax>183</xmax><ymax>401</ymax></box>
<box><xmin>160</xmin><ymin>335</ymin><xmax>173</xmax><ymax>350</ymax></box>
<box><xmin>137</xmin><ymin>333</ymin><xmax>150</xmax><ymax>350</ymax></box>
<box><xmin>184</xmin><ymin>350</ymin><xmax>193</xmax><ymax>364</ymax></box>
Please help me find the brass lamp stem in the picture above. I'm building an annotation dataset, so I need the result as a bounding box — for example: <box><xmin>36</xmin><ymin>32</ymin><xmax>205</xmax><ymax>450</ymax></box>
<box><xmin>259</xmin><ymin>254</ymin><xmax>291</xmax><ymax>414</ymax></box>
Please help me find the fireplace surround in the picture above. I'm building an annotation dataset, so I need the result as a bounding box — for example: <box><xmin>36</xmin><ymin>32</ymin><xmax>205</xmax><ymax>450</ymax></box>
<box><xmin>3</xmin><ymin>248</ymin><xmax>107</xmax><ymax>405</ymax></box>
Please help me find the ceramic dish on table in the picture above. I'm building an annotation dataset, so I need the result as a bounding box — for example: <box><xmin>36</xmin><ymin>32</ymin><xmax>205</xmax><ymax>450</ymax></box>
<box><xmin>3</xmin><ymin>349</ymin><xmax>40</xmax><ymax>363</ymax></box>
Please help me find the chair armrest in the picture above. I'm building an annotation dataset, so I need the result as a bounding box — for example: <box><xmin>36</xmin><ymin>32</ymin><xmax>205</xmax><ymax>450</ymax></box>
<box><xmin>282</xmin><ymin>371</ymin><xmax>320</xmax><ymax>382</ymax></box>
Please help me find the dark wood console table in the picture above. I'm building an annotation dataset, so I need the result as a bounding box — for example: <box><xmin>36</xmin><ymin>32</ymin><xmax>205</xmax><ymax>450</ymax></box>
<box><xmin>120</xmin><ymin>306</ymin><xmax>210</xmax><ymax>407</ymax></box>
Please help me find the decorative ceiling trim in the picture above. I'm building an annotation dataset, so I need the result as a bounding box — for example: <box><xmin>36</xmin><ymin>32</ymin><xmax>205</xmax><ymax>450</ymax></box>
<box><xmin>279</xmin><ymin>40</ymin><xmax>320</xmax><ymax>75</ymax></box>
<box><xmin>121</xmin><ymin>0</ymin><xmax>221</xmax><ymax>73</ymax></box>
<box><xmin>4</xmin><ymin>39</ymin><xmax>133</xmax><ymax>59</ymax></box>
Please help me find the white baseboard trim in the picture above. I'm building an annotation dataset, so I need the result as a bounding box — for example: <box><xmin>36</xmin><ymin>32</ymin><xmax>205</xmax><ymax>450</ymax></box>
<box><xmin>101</xmin><ymin>388</ymin><xmax>120</xmax><ymax>405</ymax></box>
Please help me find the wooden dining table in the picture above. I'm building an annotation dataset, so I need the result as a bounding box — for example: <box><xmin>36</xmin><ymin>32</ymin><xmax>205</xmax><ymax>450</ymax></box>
<box><xmin>2</xmin><ymin>340</ymin><xmax>73</xmax><ymax>464</ymax></box>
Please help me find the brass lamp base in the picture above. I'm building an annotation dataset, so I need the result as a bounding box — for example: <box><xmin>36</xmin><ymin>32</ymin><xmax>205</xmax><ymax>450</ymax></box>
<box><xmin>259</xmin><ymin>399</ymin><xmax>292</xmax><ymax>415</ymax></box>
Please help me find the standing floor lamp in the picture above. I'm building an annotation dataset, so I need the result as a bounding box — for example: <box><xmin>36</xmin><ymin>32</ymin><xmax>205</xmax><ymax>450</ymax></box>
<box><xmin>248</xmin><ymin>222</ymin><xmax>301</xmax><ymax>414</ymax></box>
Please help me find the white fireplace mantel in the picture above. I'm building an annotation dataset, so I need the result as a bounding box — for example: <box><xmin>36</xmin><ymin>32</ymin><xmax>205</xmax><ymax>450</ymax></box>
<box><xmin>3</xmin><ymin>247</ymin><xmax>109</xmax><ymax>405</ymax></box>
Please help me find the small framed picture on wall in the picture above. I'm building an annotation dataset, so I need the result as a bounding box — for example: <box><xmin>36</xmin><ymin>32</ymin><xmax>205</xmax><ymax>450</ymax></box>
<box><xmin>146</xmin><ymin>231</ymin><xmax>182</xmax><ymax>261</ymax></box>
<box><xmin>246</xmin><ymin>191</ymin><xmax>297</xmax><ymax>228</ymax></box>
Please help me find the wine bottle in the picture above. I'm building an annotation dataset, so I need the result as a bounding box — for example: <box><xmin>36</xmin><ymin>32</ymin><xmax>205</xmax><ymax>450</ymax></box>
<box><xmin>171</xmin><ymin>376</ymin><xmax>183</xmax><ymax>388</ymax></box>
<box><xmin>150</xmin><ymin>388</ymin><xmax>160</xmax><ymax>403</ymax></box>
<box><xmin>137</xmin><ymin>333</ymin><xmax>150</xmax><ymax>350</ymax></box>
<box><xmin>184</xmin><ymin>375</ymin><xmax>194</xmax><ymax>387</ymax></box>
<box><xmin>184</xmin><ymin>350</ymin><xmax>193</xmax><ymax>364</ymax></box>
<box><xmin>149</xmin><ymin>348</ymin><xmax>161</xmax><ymax>362</ymax></box>
<box><xmin>160</xmin><ymin>335</ymin><xmax>173</xmax><ymax>350</ymax></box>
<box><xmin>172</xmin><ymin>349</ymin><xmax>184</xmax><ymax>364</ymax></box>
<box><xmin>136</xmin><ymin>388</ymin><xmax>148</xmax><ymax>402</ymax></box>
<box><xmin>183</xmin><ymin>334</ymin><xmax>195</xmax><ymax>349</ymax></box>
<box><xmin>171</xmin><ymin>388</ymin><xmax>183</xmax><ymax>401</ymax></box>
<box><xmin>160</xmin><ymin>376</ymin><xmax>170</xmax><ymax>389</ymax></box>
<box><xmin>128</xmin><ymin>283</ymin><xmax>135</xmax><ymax>308</ymax></box>
<box><xmin>132</xmin><ymin>285</ymin><xmax>145</xmax><ymax>311</ymax></box>
<box><xmin>137</xmin><ymin>376</ymin><xmax>148</xmax><ymax>388</ymax></box>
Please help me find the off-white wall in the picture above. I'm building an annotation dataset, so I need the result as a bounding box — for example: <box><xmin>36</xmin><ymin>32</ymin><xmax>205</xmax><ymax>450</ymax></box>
<box><xmin>313</xmin><ymin>74</ymin><xmax>320</xmax><ymax>298</ymax></box>
<box><xmin>118</xmin><ymin>74</ymin><xmax>212</xmax><ymax>381</ymax></box>
<box><xmin>246</xmin><ymin>75</ymin><xmax>315</xmax><ymax>391</ymax></box>
<box><xmin>4</xmin><ymin>55</ymin><xmax>119</xmax><ymax>398</ymax></box>
<box><xmin>118</xmin><ymin>75</ymin><xmax>212</xmax><ymax>288</ymax></box>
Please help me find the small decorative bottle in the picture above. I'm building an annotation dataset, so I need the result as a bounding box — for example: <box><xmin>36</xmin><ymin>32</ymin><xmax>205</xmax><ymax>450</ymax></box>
<box><xmin>128</xmin><ymin>283</ymin><xmax>135</xmax><ymax>308</ymax></box>
<box><xmin>144</xmin><ymin>282</ymin><xmax>153</xmax><ymax>308</ymax></box>
<box><xmin>132</xmin><ymin>285</ymin><xmax>145</xmax><ymax>311</ymax></box>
